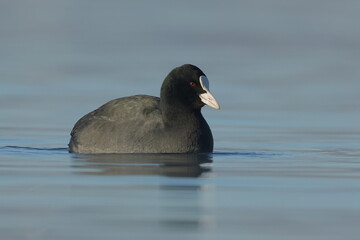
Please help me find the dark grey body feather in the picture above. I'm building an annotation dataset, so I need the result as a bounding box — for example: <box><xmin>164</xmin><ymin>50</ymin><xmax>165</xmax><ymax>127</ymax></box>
<box><xmin>69</xmin><ymin>95</ymin><xmax>213</xmax><ymax>153</ymax></box>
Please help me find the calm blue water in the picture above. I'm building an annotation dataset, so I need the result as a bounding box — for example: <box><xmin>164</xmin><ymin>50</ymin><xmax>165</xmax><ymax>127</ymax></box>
<box><xmin>1</xmin><ymin>1</ymin><xmax>360</xmax><ymax>239</ymax></box>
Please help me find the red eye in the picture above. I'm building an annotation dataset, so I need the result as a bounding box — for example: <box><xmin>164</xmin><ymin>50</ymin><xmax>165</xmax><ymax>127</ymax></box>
<box><xmin>189</xmin><ymin>82</ymin><xmax>196</xmax><ymax>87</ymax></box>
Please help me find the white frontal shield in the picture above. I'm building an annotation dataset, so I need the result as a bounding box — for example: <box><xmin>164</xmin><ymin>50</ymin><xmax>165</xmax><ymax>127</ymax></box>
<box><xmin>198</xmin><ymin>75</ymin><xmax>220</xmax><ymax>110</ymax></box>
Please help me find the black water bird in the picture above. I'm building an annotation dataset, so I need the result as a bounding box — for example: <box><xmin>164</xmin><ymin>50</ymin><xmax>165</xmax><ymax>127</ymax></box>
<box><xmin>69</xmin><ymin>64</ymin><xmax>220</xmax><ymax>153</ymax></box>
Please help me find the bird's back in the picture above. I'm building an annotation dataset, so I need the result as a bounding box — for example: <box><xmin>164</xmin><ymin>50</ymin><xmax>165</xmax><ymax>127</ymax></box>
<box><xmin>69</xmin><ymin>95</ymin><xmax>164</xmax><ymax>153</ymax></box>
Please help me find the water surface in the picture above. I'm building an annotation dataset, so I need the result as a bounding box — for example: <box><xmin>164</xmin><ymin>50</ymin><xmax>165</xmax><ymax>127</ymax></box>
<box><xmin>1</xmin><ymin>1</ymin><xmax>360</xmax><ymax>240</ymax></box>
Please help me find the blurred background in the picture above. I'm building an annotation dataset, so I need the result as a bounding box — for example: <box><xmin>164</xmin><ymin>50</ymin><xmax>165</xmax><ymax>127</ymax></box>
<box><xmin>1</xmin><ymin>0</ymin><xmax>359</xmax><ymax>142</ymax></box>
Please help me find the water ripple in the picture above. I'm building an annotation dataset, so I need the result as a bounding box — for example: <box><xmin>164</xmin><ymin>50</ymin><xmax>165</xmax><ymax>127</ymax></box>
<box><xmin>213</xmin><ymin>150</ymin><xmax>280</xmax><ymax>158</ymax></box>
<box><xmin>0</xmin><ymin>145</ymin><xmax>68</xmax><ymax>154</ymax></box>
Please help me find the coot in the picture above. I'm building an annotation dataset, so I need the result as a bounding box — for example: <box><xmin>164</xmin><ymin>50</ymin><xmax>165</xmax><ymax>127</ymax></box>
<box><xmin>69</xmin><ymin>64</ymin><xmax>220</xmax><ymax>153</ymax></box>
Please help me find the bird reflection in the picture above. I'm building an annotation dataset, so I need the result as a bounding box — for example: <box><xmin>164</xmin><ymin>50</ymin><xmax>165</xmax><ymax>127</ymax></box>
<box><xmin>72</xmin><ymin>153</ymin><xmax>212</xmax><ymax>177</ymax></box>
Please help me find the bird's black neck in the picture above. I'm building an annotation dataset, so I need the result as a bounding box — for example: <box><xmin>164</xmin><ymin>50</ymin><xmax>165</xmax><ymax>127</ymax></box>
<box><xmin>160</xmin><ymin>100</ymin><xmax>202</xmax><ymax>126</ymax></box>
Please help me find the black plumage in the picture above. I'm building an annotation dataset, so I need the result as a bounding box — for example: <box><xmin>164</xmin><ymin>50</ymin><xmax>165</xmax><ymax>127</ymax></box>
<box><xmin>69</xmin><ymin>64</ymin><xmax>219</xmax><ymax>153</ymax></box>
